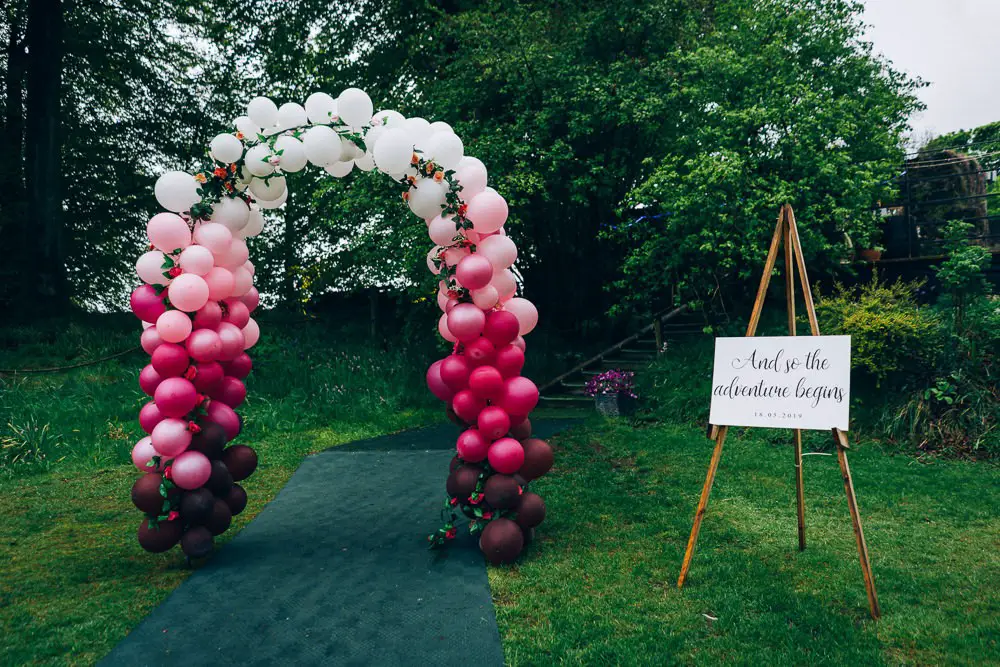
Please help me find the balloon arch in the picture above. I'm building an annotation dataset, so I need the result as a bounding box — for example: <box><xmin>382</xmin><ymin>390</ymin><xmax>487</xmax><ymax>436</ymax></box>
<box><xmin>128</xmin><ymin>88</ymin><xmax>553</xmax><ymax>564</ymax></box>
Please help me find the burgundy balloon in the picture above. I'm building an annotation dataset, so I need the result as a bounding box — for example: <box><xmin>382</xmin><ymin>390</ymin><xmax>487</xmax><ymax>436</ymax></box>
<box><xmin>225</xmin><ymin>484</ymin><xmax>248</xmax><ymax>515</ymax></box>
<box><xmin>137</xmin><ymin>517</ymin><xmax>183</xmax><ymax>553</ymax></box>
<box><xmin>189</xmin><ymin>421</ymin><xmax>228</xmax><ymax>458</ymax></box>
<box><xmin>468</xmin><ymin>365</ymin><xmax>504</xmax><ymax>400</ymax></box>
<box><xmin>221</xmin><ymin>445</ymin><xmax>258</xmax><ymax>481</ymax></box>
<box><xmin>477</xmin><ymin>405</ymin><xmax>511</xmax><ymax>441</ymax></box>
<box><xmin>154</xmin><ymin>377</ymin><xmax>199</xmax><ymax>418</ymax></box>
<box><xmin>222</xmin><ymin>298</ymin><xmax>251</xmax><ymax>328</ymax></box>
<box><xmin>192</xmin><ymin>360</ymin><xmax>225</xmax><ymax>393</ymax></box>
<box><xmin>439</xmin><ymin>354</ymin><xmax>471</xmax><ymax>392</ymax></box>
<box><xmin>130</xmin><ymin>284</ymin><xmax>166</xmax><ymax>323</ymax></box>
<box><xmin>181</xmin><ymin>525</ymin><xmax>214</xmax><ymax>558</ymax></box>
<box><xmin>138</xmin><ymin>364</ymin><xmax>163</xmax><ymax>397</ymax></box>
<box><xmin>500</xmin><ymin>376</ymin><xmax>540</xmax><ymax>415</ymax></box>
<box><xmin>519</xmin><ymin>438</ymin><xmax>554</xmax><ymax>480</ymax></box>
<box><xmin>456</xmin><ymin>428</ymin><xmax>489</xmax><ymax>462</ymax></box>
<box><xmin>205</xmin><ymin>400</ymin><xmax>240</xmax><ymax>440</ymax></box>
<box><xmin>205</xmin><ymin>498</ymin><xmax>233</xmax><ymax>536</ymax></box>
<box><xmin>510</xmin><ymin>417</ymin><xmax>532</xmax><ymax>440</ymax></box>
<box><xmin>483</xmin><ymin>310</ymin><xmax>520</xmax><ymax>347</ymax></box>
<box><xmin>515</xmin><ymin>492</ymin><xmax>546</xmax><ymax>528</ymax></box>
<box><xmin>494</xmin><ymin>344</ymin><xmax>525</xmax><ymax>378</ymax></box>
<box><xmin>213</xmin><ymin>376</ymin><xmax>247</xmax><ymax>408</ymax></box>
<box><xmin>193</xmin><ymin>300</ymin><xmax>223</xmax><ymax>330</ymax></box>
<box><xmin>131</xmin><ymin>472</ymin><xmax>168</xmax><ymax>514</ymax></box>
<box><xmin>216</xmin><ymin>322</ymin><xmax>245</xmax><ymax>361</ymax></box>
<box><xmin>425</xmin><ymin>360</ymin><xmax>454</xmax><ymax>402</ymax></box>
<box><xmin>241</xmin><ymin>286</ymin><xmax>260</xmax><ymax>312</ymax></box>
<box><xmin>464</xmin><ymin>337</ymin><xmax>496</xmax><ymax>367</ymax></box>
<box><xmin>452</xmin><ymin>389</ymin><xmax>487</xmax><ymax>424</ymax></box>
<box><xmin>479</xmin><ymin>518</ymin><xmax>524</xmax><ymax>565</ymax></box>
<box><xmin>139</xmin><ymin>401</ymin><xmax>165</xmax><ymax>434</ymax></box>
<box><xmin>186</xmin><ymin>328</ymin><xmax>222</xmax><ymax>362</ymax></box>
<box><xmin>151</xmin><ymin>342</ymin><xmax>190</xmax><ymax>378</ymax></box>
<box><xmin>222</xmin><ymin>352</ymin><xmax>253</xmax><ymax>380</ymax></box>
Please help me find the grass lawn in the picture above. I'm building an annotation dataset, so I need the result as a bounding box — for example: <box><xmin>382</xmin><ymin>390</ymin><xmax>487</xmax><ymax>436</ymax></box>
<box><xmin>491</xmin><ymin>420</ymin><xmax>999</xmax><ymax>666</ymax></box>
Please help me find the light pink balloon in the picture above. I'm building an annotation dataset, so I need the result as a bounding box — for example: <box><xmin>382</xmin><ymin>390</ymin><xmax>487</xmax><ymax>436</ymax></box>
<box><xmin>244</xmin><ymin>260</ymin><xmax>255</xmax><ymax>276</ymax></box>
<box><xmin>242</xmin><ymin>318</ymin><xmax>260</xmax><ymax>349</ymax></box>
<box><xmin>438</xmin><ymin>313</ymin><xmax>458</xmax><ymax>343</ymax></box>
<box><xmin>471</xmin><ymin>285</ymin><xmax>499</xmax><ymax>310</ymax></box>
<box><xmin>186</xmin><ymin>328</ymin><xmax>222</xmax><ymax>362</ymax></box>
<box><xmin>131</xmin><ymin>436</ymin><xmax>162</xmax><ymax>471</ymax></box>
<box><xmin>204</xmin><ymin>267</ymin><xmax>235</xmax><ymax>301</ymax></box>
<box><xmin>466</xmin><ymin>190</ymin><xmax>508</xmax><ymax>234</ymax></box>
<box><xmin>443</xmin><ymin>246</ymin><xmax>470</xmax><ymax>267</ymax></box>
<box><xmin>461</xmin><ymin>228</ymin><xmax>481</xmax><ymax>244</ymax></box>
<box><xmin>178</xmin><ymin>244</ymin><xmax>214</xmax><ymax>276</ymax></box>
<box><xmin>436</xmin><ymin>290</ymin><xmax>452</xmax><ymax>312</ymax></box>
<box><xmin>193</xmin><ymin>300</ymin><xmax>223</xmax><ymax>329</ymax></box>
<box><xmin>156</xmin><ymin>310</ymin><xmax>193</xmax><ymax>344</ymax></box>
<box><xmin>219</xmin><ymin>238</ymin><xmax>249</xmax><ymax>269</ymax></box>
<box><xmin>147</xmin><ymin>212</ymin><xmax>191</xmax><ymax>252</ymax></box>
<box><xmin>136</xmin><ymin>250</ymin><xmax>168</xmax><ymax>285</ymax></box>
<box><xmin>170</xmin><ymin>450</ymin><xmax>212</xmax><ymax>490</ymax></box>
<box><xmin>455</xmin><ymin>156</ymin><xmax>487</xmax><ymax>198</ymax></box>
<box><xmin>503</xmin><ymin>297</ymin><xmax>539</xmax><ymax>335</ymax></box>
<box><xmin>167</xmin><ymin>274</ymin><xmax>210</xmax><ymax>312</ymax></box>
<box><xmin>512</xmin><ymin>335</ymin><xmax>526</xmax><ymax>351</ymax></box>
<box><xmin>193</xmin><ymin>222</ymin><xmax>233</xmax><ymax>255</ymax></box>
<box><xmin>491</xmin><ymin>269</ymin><xmax>518</xmax><ymax>299</ymax></box>
<box><xmin>216</xmin><ymin>322</ymin><xmax>245</xmax><ymax>361</ymax></box>
<box><xmin>477</xmin><ymin>234</ymin><xmax>517</xmax><ymax>269</ymax></box>
<box><xmin>230</xmin><ymin>266</ymin><xmax>253</xmax><ymax>297</ymax></box>
<box><xmin>140</xmin><ymin>327</ymin><xmax>164</xmax><ymax>355</ymax></box>
<box><xmin>428</xmin><ymin>214</ymin><xmax>459</xmax><ymax>246</ymax></box>
<box><xmin>205</xmin><ymin>400</ymin><xmax>240</xmax><ymax>441</ymax></box>
<box><xmin>455</xmin><ymin>254</ymin><xmax>494</xmax><ymax>291</ymax></box>
<box><xmin>446</xmin><ymin>303</ymin><xmax>486</xmax><ymax>342</ymax></box>
<box><xmin>426</xmin><ymin>246</ymin><xmax>443</xmax><ymax>275</ymax></box>
<box><xmin>151</xmin><ymin>417</ymin><xmax>192</xmax><ymax>457</ymax></box>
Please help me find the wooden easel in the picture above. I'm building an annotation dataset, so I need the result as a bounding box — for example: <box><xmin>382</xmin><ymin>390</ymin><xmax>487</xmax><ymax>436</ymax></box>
<box><xmin>677</xmin><ymin>204</ymin><xmax>881</xmax><ymax>620</ymax></box>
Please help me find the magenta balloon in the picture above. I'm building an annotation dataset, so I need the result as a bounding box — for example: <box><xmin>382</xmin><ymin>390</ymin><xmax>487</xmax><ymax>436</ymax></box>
<box><xmin>167</xmin><ymin>273</ymin><xmax>210</xmax><ymax>312</ymax></box>
<box><xmin>156</xmin><ymin>310</ymin><xmax>193</xmax><ymax>344</ymax></box>
<box><xmin>242</xmin><ymin>317</ymin><xmax>260</xmax><ymax>349</ymax></box>
<box><xmin>131</xmin><ymin>436</ymin><xmax>162</xmax><ymax>471</ymax></box>
<box><xmin>205</xmin><ymin>400</ymin><xmax>240</xmax><ymax>441</ymax></box>
<box><xmin>456</xmin><ymin>428</ymin><xmax>489</xmax><ymax>462</ymax></box>
<box><xmin>477</xmin><ymin>405</ymin><xmax>511</xmax><ymax>441</ymax></box>
<box><xmin>468</xmin><ymin>365</ymin><xmax>504</xmax><ymax>400</ymax></box>
<box><xmin>222</xmin><ymin>353</ymin><xmax>253</xmax><ymax>380</ymax></box>
<box><xmin>151</xmin><ymin>417</ymin><xmax>192</xmax><ymax>457</ymax></box>
<box><xmin>170</xmin><ymin>450</ymin><xmax>212</xmax><ymax>490</ymax></box>
<box><xmin>446</xmin><ymin>303</ymin><xmax>486</xmax><ymax>342</ymax></box>
<box><xmin>464</xmin><ymin>337</ymin><xmax>496</xmax><ymax>367</ymax></box>
<box><xmin>488</xmin><ymin>437</ymin><xmax>525</xmax><ymax>474</ymax></box>
<box><xmin>241</xmin><ymin>287</ymin><xmax>260</xmax><ymax>313</ymax></box>
<box><xmin>494</xmin><ymin>344</ymin><xmax>526</xmax><ymax>378</ymax></box>
<box><xmin>216</xmin><ymin>322</ymin><xmax>245</xmax><ymax>361</ymax></box>
<box><xmin>139</xmin><ymin>364</ymin><xmax>163</xmax><ymax>397</ymax></box>
<box><xmin>130</xmin><ymin>284</ymin><xmax>166</xmax><ymax>322</ymax></box>
<box><xmin>193</xmin><ymin>221</ymin><xmax>232</xmax><ymax>255</ymax></box>
<box><xmin>500</xmin><ymin>376</ymin><xmax>540</xmax><ymax>415</ymax></box>
<box><xmin>154</xmin><ymin>377</ymin><xmax>199</xmax><ymax>418</ymax></box>
<box><xmin>147</xmin><ymin>212</ymin><xmax>191</xmax><ymax>252</ymax></box>
<box><xmin>204</xmin><ymin>267</ymin><xmax>235</xmax><ymax>301</ymax></box>
<box><xmin>222</xmin><ymin>299</ymin><xmax>250</xmax><ymax>328</ymax></box>
<box><xmin>426</xmin><ymin>360</ymin><xmax>454</xmax><ymax>402</ymax></box>
<box><xmin>151</xmin><ymin>342</ymin><xmax>189</xmax><ymax>377</ymax></box>
<box><xmin>483</xmin><ymin>310</ymin><xmax>520</xmax><ymax>347</ymax></box>
<box><xmin>193</xmin><ymin>300</ymin><xmax>223</xmax><ymax>329</ymax></box>
<box><xmin>139</xmin><ymin>401</ymin><xmax>165</xmax><ymax>434</ymax></box>
<box><xmin>437</xmin><ymin>313</ymin><xmax>457</xmax><ymax>343</ymax></box>
<box><xmin>212</xmin><ymin>376</ymin><xmax>247</xmax><ymax>408</ymax></box>
<box><xmin>140</xmin><ymin>327</ymin><xmax>164</xmax><ymax>355</ymax></box>
<box><xmin>503</xmin><ymin>297</ymin><xmax>539</xmax><ymax>336</ymax></box>
<box><xmin>452</xmin><ymin>389</ymin><xmax>487</xmax><ymax>424</ymax></box>
<box><xmin>466</xmin><ymin>190</ymin><xmax>508</xmax><ymax>234</ymax></box>
<box><xmin>192</xmin><ymin>361</ymin><xmax>225</xmax><ymax>393</ymax></box>
<box><xmin>439</xmin><ymin>354</ymin><xmax>471</xmax><ymax>392</ymax></box>
<box><xmin>455</xmin><ymin>254</ymin><xmax>494</xmax><ymax>291</ymax></box>
<box><xmin>186</xmin><ymin>328</ymin><xmax>222</xmax><ymax>363</ymax></box>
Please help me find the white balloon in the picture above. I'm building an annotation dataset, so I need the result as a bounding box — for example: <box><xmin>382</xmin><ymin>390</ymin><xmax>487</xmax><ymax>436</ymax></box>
<box><xmin>325</xmin><ymin>161</ymin><xmax>354</xmax><ymax>177</ymax></box>
<box><xmin>247</xmin><ymin>96</ymin><xmax>278</xmax><ymax>128</ymax></box>
<box><xmin>402</xmin><ymin>117</ymin><xmax>433</xmax><ymax>155</ymax></box>
<box><xmin>373</xmin><ymin>128</ymin><xmax>413</xmax><ymax>175</ymax></box>
<box><xmin>302</xmin><ymin>125</ymin><xmax>343</xmax><ymax>166</ymax></box>
<box><xmin>408</xmin><ymin>178</ymin><xmax>447</xmax><ymax>219</ymax></box>
<box><xmin>426</xmin><ymin>132</ymin><xmax>463</xmax><ymax>169</ymax></box>
<box><xmin>154</xmin><ymin>171</ymin><xmax>200</xmax><ymax>213</ymax></box>
<box><xmin>455</xmin><ymin>157</ymin><xmax>488</xmax><ymax>198</ymax></box>
<box><xmin>210</xmin><ymin>133</ymin><xmax>244</xmax><ymax>164</ymax></box>
<box><xmin>211</xmin><ymin>197</ymin><xmax>250</xmax><ymax>232</ymax></box>
<box><xmin>244</xmin><ymin>144</ymin><xmax>274</xmax><ymax>177</ymax></box>
<box><xmin>243</xmin><ymin>207</ymin><xmax>265</xmax><ymax>237</ymax></box>
<box><xmin>274</xmin><ymin>136</ymin><xmax>307</xmax><ymax>173</ymax></box>
<box><xmin>341</xmin><ymin>137</ymin><xmax>364</xmax><ymax>160</ymax></box>
<box><xmin>372</xmin><ymin>109</ymin><xmax>405</xmax><ymax>128</ymax></box>
<box><xmin>250</xmin><ymin>175</ymin><xmax>287</xmax><ymax>202</ymax></box>
<box><xmin>305</xmin><ymin>92</ymin><xmax>338</xmax><ymax>124</ymax></box>
<box><xmin>234</xmin><ymin>116</ymin><xmax>259</xmax><ymax>139</ymax></box>
<box><xmin>429</xmin><ymin>121</ymin><xmax>453</xmax><ymax>135</ymax></box>
<box><xmin>277</xmin><ymin>102</ymin><xmax>308</xmax><ymax>130</ymax></box>
<box><xmin>354</xmin><ymin>153</ymin><xmax>376</xmax><ymax>172</ymax></box>
<box><xmin>337</xmin><ymin>88</ymin><xmax>374</xmax><ymax>127</ymax></box>
<box><xmin>258</xmin><ymin>188</ymin><xmax>287</xmax><ymax>209</ymax></box>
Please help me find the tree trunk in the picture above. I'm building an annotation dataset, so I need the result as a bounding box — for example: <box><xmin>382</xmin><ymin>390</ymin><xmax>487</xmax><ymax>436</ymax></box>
<box><xmin>23</xmin><ymin>0</ymin><xmax>66</xmax><ymax>311</ymax></box>
<box><xmin>282</xmin><ymin>189</ymin><xmax>297</xmax><ymax>307</ymax></box>
<box><xmin>0</xmin><ymin>6</ymin><xmax>27</xmax><ymax>307</ymax></box>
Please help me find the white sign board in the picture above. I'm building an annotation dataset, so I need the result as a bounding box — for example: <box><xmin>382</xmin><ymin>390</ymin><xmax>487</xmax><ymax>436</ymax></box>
<box><xmin>709</xmin><ymin>335</ymin><xmax>851</xmax><ymax>431</ymax></box>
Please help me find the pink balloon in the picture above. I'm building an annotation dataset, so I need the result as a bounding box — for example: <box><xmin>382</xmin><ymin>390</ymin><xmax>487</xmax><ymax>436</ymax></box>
<box><xmin>464</xmin><ymin>338</ymin><xmax>496</xmax><ymax>367</ymax></box>
<box><xmin>216</xmin><ymin>322</ymin><xmax>245</xmax><ymax>361</ymax></box>
<box><xmin>193</xmin><ymin>300</ymin><xmax>223</xmax><ymax>329</ymax></box>
<box><xmin>168</xmin><ymin>273</ymin><xmax>210</xmax><ymax>312</ymax></box>
<box><xmin>468</xmin><ymin>365</ymin><xmax>504</xmax><ymax>400</ymax></box>
<box><xmin>204</xmin><ymin>267</ymin><xmax>235</xmax><ymax>301</ymax></box>
<box><xmin>443</xmin><ymin>246</ymin><xmax>470</xmax><ymax>267</ymax></box>
<box><xmin>438</xmin><ymin>313</ymin><xmax>457</xmax><ymax>343</ymax></box>
<box><xmin>223</xmin><ymin>299</ymin><xmax>250</xmax><ymax>328</ymax></box>
<box><xmin>130</xmin><ymin>284</ymin><xmax>166</xmax><ymax>322</ymax></box>
<box><xmin>205</xmin><ymin>400</ymin><xmax>240</xmax><ymax>441</ymax></box>
<box><xmin>437</xmin><ymin>291</ymin><xmax>457</xmax><ymax>313</ymax></box>
<box><xmin>156</xmin><ymin>310</ymin><xmax>193</xmax><ymax>344</ymax></box>
<box><xmin>440</xmin><ymin>354</ymin><xmax>471</xmax><ymax>392</ymax></box>
<box><xmin>222</xmin><ymin>353</ymin><xmax>253</xmax><ymax>380</ymax></box>
<box><xmin>471</xmin><ymin>285</ymin><xmax>499</xmax><ymax>310</ymax></box>
<box><xmin>477</xmin><ymin>234</ymin><xmax>517</xmax><ymax>269</ymax></box>
<box><xmin>241</xmin><ymin>287</ymin><xmax>260</xmax><ymax>312</ymax></box>
<box><xmin>488</xmin><ymin>437</ymin><xmax>525</xmax><ymax>474</ymax></box>
<box><xmin>455</xmin><ymin>157</ymin><xmax>488</xmax><ymax>198</ymax></box>
<box><xmin>170</xmin><ymin>451</ymin><xmax>212</xmax><ymax>490</ymax></box>
<box><xmin>131</xmin><ymin>436</ymin><xmax>162</xmax><ymax>471</ymax></box>
<box><xmin>478</xmin><ymin>405</ymin><xmax>511</xmax><ymax>440</ymax></box>
<box><xmin>139</xmin><ymin>401</ymin><xmax>165</xmax><ymax>434</ymax></box>
<box><xmin>456</xmin><ymin>254</ymin><xmax>494</xmax><ymax>291</ymax></box>
<box><xmin>500</xmin><ymin>376</ymin><xmax>540</xmax><ymax>415</ymax></box>
<box><xmin>147</xmin><ymin>212</ymin><xmax>191</xmax><ymax>252</ymax></box>
<box><xmin>242</xmin><ymin>317</ymin><xmax>260</xmax><ymax>349</ymax></box>
<box><xmin>140</xmin><ymin>327</ymin><xmax>164</xmax><ymax>355</ymax></box>
<box><xmin>503</xmin><ymin>297</ymin><xmax>538</xmax><ymax>336</ymax></box>
<box><xmin>136</xmin><ymin>250</ymin><xmax>169</xmax><ymax>285</ymax></box>
<box><xmin>186</xmin><ymin>328</ymin><xmax>222</xmax><ymax>362</ymax></box>
<box><xmin>219</xmin><ymin>238</ymin><xmax>249</xmax><ymax>269</ymax></box>
<box><xmin>426</xmin><ymin>360</ymin><xmax>454</xmax><ymax>402</ymax></box>
<box><xmin>192</xmin><ymin>361</ymin><xmax>224</xmax><ymax>393</ymax></box>
<box><xmin>491</xmin><ymin>269</ymin><xmax>517</xmax><ymax>299</ymax></box>
<box><xmin>483</xmin><ymin>310</ymin><xmax>520</xmax><ymax>347</ymax></box>
<box><xmin>512</xmin><ymin>335</ymin><xmax>526</xmax><ymax>352</ymax></box>
<box><xmin>428</xmin><ymin>214</ymin><xmax>459</xmax><ymax>246</ymax></box>
<box><xmin>446</xmin><ymin>303</ymin><xmax>486</xmax><ymax>342</ymax></box>
<box><xmin>178</xmin><ymin>244</ymin><xmax>214</xmax><ymax>276</ymax></box>
<box><xmin>427</xmin><ymin>246</ymin><xmax>443</xmax><ymax>275</ymax></box>
<box><xmin>193</xmin><ymin>222</ymin><xmax>232</xmax><ymax>255</ymax></box>
<box><xmin>151</xmin><ymin>417</ymin><xmax>192</xmax><ymax>457</ymax></box>
<box><xmin>456</xmin><ymin>428</ymin><xmax>489</xmax><ymax>462</ymax></box>
<box><xmin>230</xmin><ymin>266</ymin><xmax>253</xmax><ymax>297</ymax></box>
<box><xmin>154</xmin><ymin>377</ymin><xmax>199</xmax><ymax>418</ymax></box>
<box><xmin>151</xmin><ymin>342</ymin><xmax>189</xmax><ymax>377</ymax></box>
<box><xmin>494</xmin><ymin>344</ymin><xmax>526</xmax><ymax>378</ymax></box>
<box><xmin>452</xmin><ymin>389</ymin><xmax>487</xmax><ymax>424</ymax></box>
<box><xmin>466</xmin><ymin>190</ymin><xmax>508</xmax><ymax>234</ymax></box>
<box><xmin>139</xmin><ymin>364</ymin><xmax>163</xmax><ymax>397</ymax></box>
<box><xmin>212</xmin><ymin>376</ymin><xmax>247</xmax><ymax>408</ymax></box>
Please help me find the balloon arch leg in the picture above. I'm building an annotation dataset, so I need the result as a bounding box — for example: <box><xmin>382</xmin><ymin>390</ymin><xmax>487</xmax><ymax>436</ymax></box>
<box><xmin>128</xmin><ymin>88</ymin><xmax>553</xmax><ymax>564</ymax></box>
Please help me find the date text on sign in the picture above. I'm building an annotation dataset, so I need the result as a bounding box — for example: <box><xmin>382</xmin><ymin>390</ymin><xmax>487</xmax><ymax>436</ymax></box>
<box><xmin>709</xmin><ymin>335</ymin><xmax>851</xmax><ymax>431</ymax></box>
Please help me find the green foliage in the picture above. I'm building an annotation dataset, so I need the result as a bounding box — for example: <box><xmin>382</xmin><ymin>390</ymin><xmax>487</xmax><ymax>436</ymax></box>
<box><xmin>0</xmin><ymin>415</ymin><xmax>63</xmax><ymax>470</ymax></box>
<box><xmin>935</xmin><ymin>220</ymin><xmax>991</xmax><ymax>325</ymax></box>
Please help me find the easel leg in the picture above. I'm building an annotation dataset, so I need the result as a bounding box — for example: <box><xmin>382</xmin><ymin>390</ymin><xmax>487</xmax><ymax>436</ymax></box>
<box><xmin>834</xmin><ymin>431</ymin><xmax>881</xmax><ymax>619</ymax></box>
<box><xmin>678</xmin><ymin>426</ymin><xmax>728</xmax><ymax>588</ymax></box>
<box><xmin>794</xmin><ymin>429</ymin><xmax>806</xmax><ymax>551</ymax></box>
<box><xmin>783</xmin><ymin>211</ymin><xmax>806</xmax><ymax>552</ymax></box>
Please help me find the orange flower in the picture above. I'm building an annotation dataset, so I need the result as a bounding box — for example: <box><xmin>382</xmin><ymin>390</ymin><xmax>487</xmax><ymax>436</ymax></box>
<box><xmin>235</xmin><ymin>131</ymin><xmax>244</xmax><ymax>140</ymax></box>
<box><xmin>407</xmin><ymin>175</ymin><xmax>416</xmax><ymax>186</ymax></box>
<box><xmin>402</xmin><ymin>191</ymin><xmax>410</xmax><ymax>201</ymax></box>
<box><xmin>194</xmin><ymin>173</ymin><xmax>207</xmax><ymax>183</ymax></box>
<box><xmin>229</xmin><ymin>163</ymin><xmax>238</xmax><ymax>173</ymax></box>
<box><xmin>213</xmin><ymin>167</ymin><xmax>228</xmax><ymax>179</ymax></box>
<box><xmin>433</xmin><ymin>171</ymin><xmax>444</xmax><ymax>182</ymax></box>
<box><xmin>424</xmin><ymin>162</ymin><xmax>435</xmax><ymax>174</ymax></box>
<box><xmin>411</xmin><ymin>153</ymin><xmax>419</xmax><ymax>165</ymax></box>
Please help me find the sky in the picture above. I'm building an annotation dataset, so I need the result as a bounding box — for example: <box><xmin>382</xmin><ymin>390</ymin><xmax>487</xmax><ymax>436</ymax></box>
<box><xmin>862</xmin><ymin>0</ymin><xmax>1000</xmax><ymax>143</ymax></box>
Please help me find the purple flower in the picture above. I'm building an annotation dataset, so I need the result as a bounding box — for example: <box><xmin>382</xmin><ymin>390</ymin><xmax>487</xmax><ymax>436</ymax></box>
<box><xmin>585</xmin><ymin>369</ymin><xmax>638</xmax><ymax>398</ymax></box>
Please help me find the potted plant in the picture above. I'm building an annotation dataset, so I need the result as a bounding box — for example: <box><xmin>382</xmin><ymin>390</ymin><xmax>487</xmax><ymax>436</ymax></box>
<box><xmin>859</xmin><ymin>245</ymin><xmax>884</xmax><ymax>262</ymax></box>
<box><xmin>585</xmin><ymin>369</ymin><xmax>638</xmax><ymax>417</ymax></box>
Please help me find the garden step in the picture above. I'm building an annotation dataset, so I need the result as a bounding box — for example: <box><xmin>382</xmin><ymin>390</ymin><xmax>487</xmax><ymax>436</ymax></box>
<box><xmin>539</xmin><ymin>395</ymin><xmax>593</xmax><ymax>406</ymax></box>
<box><xmin>600</xmin><ymin>359</ymin><xmax>651</xmax><ymax>369</ymax></box>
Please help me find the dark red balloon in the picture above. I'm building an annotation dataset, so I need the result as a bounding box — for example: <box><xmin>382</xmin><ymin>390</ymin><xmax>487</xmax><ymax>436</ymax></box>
<box><xmin>494</xmin><ymin>344</ymin><xmax>525</xmax><ymax>379</ymax></box>
<box><xmin>132</xmin><ymin>473</ymin><xmax>168</xmax><ymax>514</ymax></box>
<box><xmin>222</xmin><ymin>353</ymin><xmax>253</xmax><ymax>380</ymax></box>
<box><xmin>151</xmin><ymin>343</ymin><xmax>190</xmax><ymax>378</ymax></box>
<box><xmin>440</xmin><ymin>354</ymin><xmax>471</xmax><ymax>392</ymax></box>
<box><xmin>446</xmin><ymin>464</ymin><xmax>481</xmax><ymax>501</ymax></box>
<box><xmin>468</xmin><ymin>365</ymin><xmax>504</xmax><ymax>400</ymax></box>
<box><xmin>204</xmin><ymin>498</ymin><xmax>232</xmax><ymax>536</ymax></box>
<box><xmin>225</xmin><ymin>484</ymin><xmax>248</xmax><ymax>515</ymax></box>
<box><xmin>515</xmin><ymin>492</ymin><xmax>546</xmax><ymax>528</ymax></box>
<box><xmin>206</xmin><ymin>459</ymin><xmax>234</xmax><ymax>496</ymax></box>
<box><xmin>519</xmin><ymin>438</ymin><xmax>554</xmax><ymax>480</ymax></box>
<box><xmin>479</xmin><ymin>518</ymin><xmax>524</xmax><ymax>565</ymax></box>
<box><xmin>180</xmin><ymin>488</ymin><xmax>215</xmax><ymax>523</ymax></box>
<box><xmin>221</xmin><ymin>445</ymin><xmax>258</xmax><ymax>481</ymax></box>
<box><xmin>452</xmin><ymin>389</ymin><xmax>487</xmax><ymax>424</ymax></box>
<box><xmin>483</xmin><ymin>310</ymin><xmax>520</xmax><ymax>347</ymax></box>
<box><xmin>189</xmin><ymin>421</ymin><xmax>227</xmax><ymax>458</ymax></box>
<box><xmin>192</xmin><ymin>361</ymin><xmax>225</xmax><ymax>393</ymax></box>
<box><xmin>484</xmin><ymin>474</ymin><xmax>521</xmax><ymax>509</ymax></box>
<box><xmin>477</xmin><ymin>406</ymin><xmax>511</xmax><ymax>441</ymax></box>
<box><xmin>139</xmin><ymin>364</ymin><xmax>163</xmax><ymax>397</ymax></box>
<box><xmin>130</xmin><ymin>284</ymin><xmax>166</xmax><ymax>323</ymax></box>
<box><xmin>181</xmin><ymin>525</ymin><xmax>214</xmax><ymax>558</ymax></box>
<box><xmin>464</xmin><ymin>338</ymin><xmax>496</xmax><ymax>367</ymax></box>
<box><xmin>137</xmin><ymin>517</ymin><xmax>182</xmax><ymax>553</ymax></box>
<box><xmin>510</xmin><ymin>417</ymin><xmax>532</xmax><ymax>440</ymax></box>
